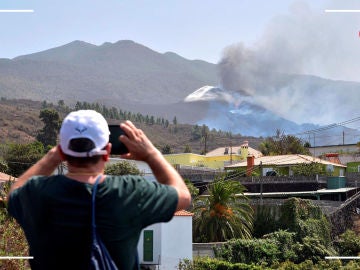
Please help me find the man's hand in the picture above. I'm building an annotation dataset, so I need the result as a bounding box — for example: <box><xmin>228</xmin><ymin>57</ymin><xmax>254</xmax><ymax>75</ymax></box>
<box><xmin>118</xmin><ymin>120</ymin><xmax>159</xmax><ymax>162</ymax></box>
<box><xmin>118</xmin><ymin>120</ymin><xmax>191</xmax><ymax>211</ymax></box>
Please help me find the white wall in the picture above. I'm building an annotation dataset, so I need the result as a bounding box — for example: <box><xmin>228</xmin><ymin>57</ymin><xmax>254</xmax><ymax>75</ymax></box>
<box><xmin>160</xmin><ymin>216</ymin><xmax>193</xmax><ymax>270</ymax></box>
<box><xmin>137</xmin><ymin>215</ymin><xmax>193</xmax><ymax>269</ymax></box>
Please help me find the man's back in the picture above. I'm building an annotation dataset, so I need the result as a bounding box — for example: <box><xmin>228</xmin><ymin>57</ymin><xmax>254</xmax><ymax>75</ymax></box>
<box><xmin>8</xmin><ymin>174</ymin><xmax>178</xmax><ymax>270</ymax></box>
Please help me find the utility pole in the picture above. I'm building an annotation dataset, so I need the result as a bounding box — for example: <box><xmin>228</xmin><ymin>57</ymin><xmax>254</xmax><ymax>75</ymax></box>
<box><xmin>313</xmin><ymin>133</ymin><xmax>316</xmax><ymax>159</ymax></box>
<box><xmin>230</xmin><ymin>134</ymin><xmax>233</xmax><ymax>164</ymax></box>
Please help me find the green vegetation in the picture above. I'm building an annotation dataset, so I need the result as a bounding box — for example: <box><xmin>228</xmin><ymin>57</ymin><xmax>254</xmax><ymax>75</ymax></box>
<box><xmin>291</xmin><ymin>162</ymin><xmax>326</xmax><ymax>176</ymax></box>
<box><xmin>184</xmin><ymin>178</ymin><xmax>199</xmax><ymax>198</ymax></box>
<box><xmin>104</xmin><ymin>160</ymin><xmax>144</xmax><ymax>176</ymax></box>
<box><xmin>179</xmin><ymin>257</ymin><xmax>360</xmax><ymax>270</ymax></box>
<box><xmin>192</xmin><ymin>175</ymin><xmax>253</xmax><ymax>242</ymax></box>
<box><xmin>259</xmin><ymin>129</ymin><xmax>310</xmax><ymax>155</ymax></box>
<box><xmin>2</xmin><ymin>141</ymin><xmax>45</xmax><ymax>177</ymax></box>
<box><xmin>0</xmin><ymin>208</ymin><xmax>29</xmax><ymax>270</ymax></box>
<box><xmin>36</xmin><ymin>108</ymin><xmax>61</xmax><ymax>148</ymax></box>
<box><xmin>0</xmin><ymin>98</ymin><xmax>260</xmax><ymax>155</ymax></box>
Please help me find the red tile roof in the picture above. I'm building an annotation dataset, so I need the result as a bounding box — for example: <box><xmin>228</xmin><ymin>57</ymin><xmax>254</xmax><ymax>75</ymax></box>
<box><xmin>174</xmin><ymin>210</ymin><xmax>193</xmax><ymax>216</ymax></box>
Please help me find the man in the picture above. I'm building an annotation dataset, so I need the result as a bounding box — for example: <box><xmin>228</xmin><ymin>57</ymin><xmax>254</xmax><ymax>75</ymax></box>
<box><xmin>7</xmin><ymin>110</ymin><xmax>191</xmax><ymax>270</ymax></box>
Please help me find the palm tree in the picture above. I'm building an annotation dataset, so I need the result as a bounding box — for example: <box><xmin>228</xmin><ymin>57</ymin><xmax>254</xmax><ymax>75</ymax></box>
<box><xmin>192</xmin><ymin>175</ymin><xmax>253</xmax><ymax>242</ymax></box>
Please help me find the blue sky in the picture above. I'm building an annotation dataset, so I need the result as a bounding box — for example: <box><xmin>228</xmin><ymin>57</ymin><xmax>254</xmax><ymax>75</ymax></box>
<box><xmin>0</xmin><ymin>0</ymin><xmax>359</xmax><ymax>81</ymax></box>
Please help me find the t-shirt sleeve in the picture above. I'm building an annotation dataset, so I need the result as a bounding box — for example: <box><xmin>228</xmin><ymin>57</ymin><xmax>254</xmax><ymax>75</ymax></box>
<box><xmin>135</xmin><ymin>178</ymin><xmax>178</xmax><ymax>227</ymax></box>
<box><xmin>7</xmin><ymin>187</ymin><xmax>24</xmax><ymax>223</ymax></box>
<box><xmin>7</xmin><ymin>176</ymin><xmax>46</xmax><ymax>227</ymax></box>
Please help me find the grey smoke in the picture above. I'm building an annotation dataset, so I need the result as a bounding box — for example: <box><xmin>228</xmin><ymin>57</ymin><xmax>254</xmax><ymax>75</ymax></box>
<box><xmin>216</xmin><ymin>0</ymin><xmax>360</xmax><ymax>126</ymax></box>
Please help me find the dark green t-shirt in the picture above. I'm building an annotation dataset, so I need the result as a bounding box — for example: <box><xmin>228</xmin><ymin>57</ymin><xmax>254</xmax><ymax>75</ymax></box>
<box><xmin>8</xmin><ymin>174</ymin><xmax>178</xmax><ymax>270</ymax></box>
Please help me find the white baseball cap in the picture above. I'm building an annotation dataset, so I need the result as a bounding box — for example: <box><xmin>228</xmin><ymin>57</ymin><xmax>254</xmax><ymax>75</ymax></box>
<box><xmin>59</xmin><ymin>110</ymin><xmax>110</xmax><ymax>157</ymax></box>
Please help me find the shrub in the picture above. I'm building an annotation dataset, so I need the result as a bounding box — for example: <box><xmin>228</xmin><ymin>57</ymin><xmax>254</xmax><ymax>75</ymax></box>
<box><xmin>215</xmin><ymin>238</ymin><xmax>280</xmax><ymax>265</ymax></box>
<box><xmin>262</xmin><ymin>230</ymin><xmax>298</xmax><ymax>262</ymax></box>
<box><xmin>179</xmin><ymin>257</ymin><xmax>268</xmax><ymax>270</ymax></box>
<box><xmin>105</xmin><ymin>160</ymin><xmax>143</xmax><ymax>176</ymax></box>
<box><xmin>334</xmin><ymin>229</ymin><xmax>360</xmax><ymax>256</ymax></box>
<box><xmin>0</xmin><ymin>208</ymin><xmax>29</xmax><ymax>270</ymax></box>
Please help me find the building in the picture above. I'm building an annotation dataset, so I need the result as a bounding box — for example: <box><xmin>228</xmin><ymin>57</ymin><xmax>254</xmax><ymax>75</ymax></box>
<box><xmin>224</xmin><ymin>154</ymin><xmax>346</xmax><ymax>177</ymax></box>
<box><xmin>137</xmin><ymin>210</ymin><xmax>193</xmax><ymax>269</ymax></box>
<box><xmin>164</xmin><ymin>141</ymin><xmax>262</xmax><ymax>170</ymax></box>
<box><xmin>308</xmin><ymin>143</ymin><xmax>358</xmax><ymax>157</ymax></box>
<box><xmin>339</xmin><ymin>154</ymin><xmax>360</xmax><ymax>173</ymax></box>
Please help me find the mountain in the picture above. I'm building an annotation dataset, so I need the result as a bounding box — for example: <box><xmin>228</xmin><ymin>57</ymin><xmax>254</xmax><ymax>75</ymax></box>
<box><xmin>0</xmin><ymin>40</ymin><xmax>359</xmax><ymax>144</ymax></box>
<box><xmin>0</xmin><ymin>40</ymin><xmax>217</xmax><ymax>105</ymax></box>
<box><xmin>182</xmin><ymin>86</ymin><xmax>360</xmax><ymax>145</ymax></box>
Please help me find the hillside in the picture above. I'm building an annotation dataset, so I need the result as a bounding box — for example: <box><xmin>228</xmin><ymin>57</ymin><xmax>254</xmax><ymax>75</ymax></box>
<box><xmin>1</xmin><ymin>39</ymin><xmax>359</xmax><ymax>141</ymax></box>
<box><xmin>0</xmin><ymin>40</ymin><xmax>217</xmax><ymax>107</ymax></box>
<box><xmin>0</xmin><ymin>99</ymin><xmax>263</xmax><ymax>154</ymax></box>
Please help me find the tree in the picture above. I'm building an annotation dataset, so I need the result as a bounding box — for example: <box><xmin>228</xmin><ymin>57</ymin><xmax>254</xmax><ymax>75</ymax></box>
<box><xmin>191</xmin><ymin>125</ymin><xmax>202</xmax><ymax>140</ymax></box>
<box><xmin>161</xmin><ymin>144</ymin><xmax>172</xmax><ymax>154</ymax></box>
<box><xmin>4</xmin><ymin>142</ymin><xmax>45</xmax><ymax>177</ymax></box>
<box><xmin>184</xmin><ymin>178</ymin><xmax>199</xmax><ymax>198</ymax></box>
<box><xmin>200</xmin><ymin>124</ymin><xmax>211</xmax><ymax>155</ymax></box>
<box><xmin>259</xmin><ymin>129</ymin><xmax>310</xmax><ymax>155</ymax></box>
<box><xmin>36</xmin><ymin>109</ymin><xmax>61</xmax><ymax>147</ymax></box>
<box><xmin>192</xmin><ymin>175</ymin><xmax>253</xmax><ymax>242</ymax></box>
<box><xmin>183</xmin><ymin>144</ymin><xmax>192</xmax><ymax>153</ymax></box>
<box><xmin>291</xmin><ymin>162</ymin><xmax>326</xmax><ymax>176</ymax></box>
<box><xmin>105</xmin><ymin>161</ymin><xmax>143</xmax><ymax>176</ymax></box>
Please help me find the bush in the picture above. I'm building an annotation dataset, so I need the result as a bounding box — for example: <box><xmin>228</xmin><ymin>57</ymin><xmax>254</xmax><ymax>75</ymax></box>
<box><xmin>3</xmin><ymin>141</ymin><xmax>44</xmax><ymax>177</ymax></box>
<box><xmin>179</xmin><ymin>257</ymin><xmax>268</xmax><ymax>270</ymax></box>
<box><xmin>0</xmin><ymin>208</ymin><xmax>29</xmax><ymax>270</ymax></box>
<box><xmin>105</xmin><ymin>160</ymin><xmax>143</xmax><ymax>176</ymax></box>
<box><xmin>295</xmin><ymin>236</ymin><xmax>336</xmax><ymax>264</ymax></box>
<box><xmin>180</xmin><ymin>257</ymin><xmax>360</xmax><ymax>270</ymax></box>
<box><xmin>279</xmin><ymin>198</ymin><xmax>332</xmax><ymax>247</ymax></box>
<box><xmin>262</xmin><ymin>230</ymin><xmax>298</xmax><ymax>262</ymax></box>
<box><xmin>334</xmin><ymin>229</ymin><xmax>360</xmax><ymax>256</ymax></box>
<box><xmin>215</xmin><ymin>238</ymin><xmax>280</xmax><ymax>265</ymax></box>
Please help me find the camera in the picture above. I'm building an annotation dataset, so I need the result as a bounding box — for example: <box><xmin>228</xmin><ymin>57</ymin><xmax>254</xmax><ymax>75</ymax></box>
<box><xmin>108</xmin><ymin>125</ymin><xmax>129</xmax><ymax>155</ymax></box>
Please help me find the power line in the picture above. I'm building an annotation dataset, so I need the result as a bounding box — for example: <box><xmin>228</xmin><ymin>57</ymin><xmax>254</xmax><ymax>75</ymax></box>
<box><xmin>295</xmin><ymin>116</ymin><xmax>360</xmax><ymax>136</ymax></box>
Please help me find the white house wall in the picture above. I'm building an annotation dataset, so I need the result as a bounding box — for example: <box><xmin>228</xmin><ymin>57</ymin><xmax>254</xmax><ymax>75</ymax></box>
<box><xmin>160</xmin><ymin>216</ymin><xmax>193</xmax><ymax>270</ymax></box>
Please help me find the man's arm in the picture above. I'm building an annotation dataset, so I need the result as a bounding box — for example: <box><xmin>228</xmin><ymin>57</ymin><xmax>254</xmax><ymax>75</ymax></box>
<box><xmin>8</xmin><ymin>146</ymin><xmax>62</xmax><ymax>196</ymax></box>
<box><xmin>119</xmin><ymin>121</ymin><xmax>191</xmax><ymax>211</ymax></box>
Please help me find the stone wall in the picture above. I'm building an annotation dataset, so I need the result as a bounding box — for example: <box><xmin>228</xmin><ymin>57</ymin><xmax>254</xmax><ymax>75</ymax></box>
<box><xmin>328</xmin><ymin>191</ymin><xmax>360</xmax><ymax>236</ymax></box>
<box><xmin>192</xmin><ymin>242</ymin><xmax>225</xmax><ymax>258</ymax></box>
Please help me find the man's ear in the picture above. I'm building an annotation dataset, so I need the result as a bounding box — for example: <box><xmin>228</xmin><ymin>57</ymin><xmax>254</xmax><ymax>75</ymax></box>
<box><xmin>57</xmin><ymin>145</ymin><xmax>66</xmax><ymax>161</ymax></box>
<box><xmin>103</xmin><ymin>143</ymin><xmax>111</xmax><ymax>161</ymax></box>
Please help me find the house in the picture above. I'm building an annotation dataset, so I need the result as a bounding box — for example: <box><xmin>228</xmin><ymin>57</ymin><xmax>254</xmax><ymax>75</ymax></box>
<box><xmin>164</xmin><ymin>141</ymin><xmax>262</xmax><ymax>170</ymax></box>
<box><xmin>224</xmin><ymin>154</ymin><xmax>347</xmax><ymax>177</ymax></box>
<box><xmin>308</xmin><ymin>143</ymin><xmax>358</xmax><ymax>157</ymax></box>
<box><xmin>338</xmin><ymin>154</ymin><xmax>360</xmax><ymax>173</ymax></box>
<box><xmin>137</xmin><ymin>210</ymin><xmax>193</xmax><ymax>269</ymax></box>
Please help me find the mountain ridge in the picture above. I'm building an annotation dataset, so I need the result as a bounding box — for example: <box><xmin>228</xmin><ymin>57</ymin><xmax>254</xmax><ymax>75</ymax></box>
<box><xmin>0</xmin><ymin>39</ymin><xmax>359</xmax><ymax>143</ymax></box>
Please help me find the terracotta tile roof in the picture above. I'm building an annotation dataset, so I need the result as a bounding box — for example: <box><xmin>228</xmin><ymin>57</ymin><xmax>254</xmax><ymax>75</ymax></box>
<box><xmin>174</xmin><ymin>210</ymin><xmax>193</xmax><ymax>216</ymax></box>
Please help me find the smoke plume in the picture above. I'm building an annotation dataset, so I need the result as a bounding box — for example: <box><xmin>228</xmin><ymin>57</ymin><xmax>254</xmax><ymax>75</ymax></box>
<box><xmin>217</xmin><ymin>0</ymin><xmax>360</xmax><ymax>126</ymax></box>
